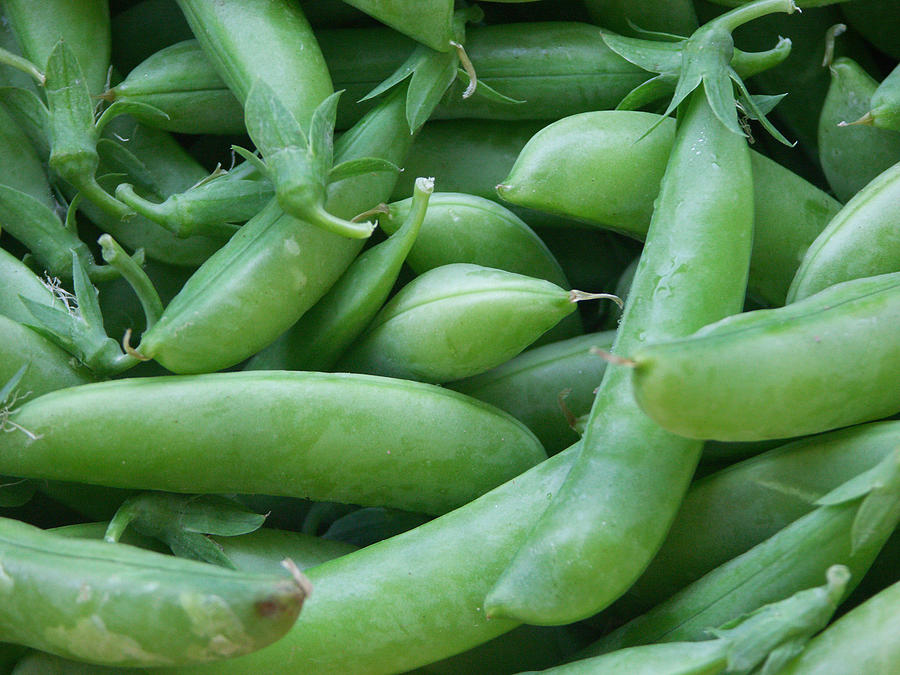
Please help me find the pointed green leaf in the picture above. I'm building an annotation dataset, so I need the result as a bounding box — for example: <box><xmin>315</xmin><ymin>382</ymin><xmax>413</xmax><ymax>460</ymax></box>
<box><xmin>175</xmin><ymin>495</ymin><xmax>266</xmax><ymax>537</ymax></box>
<box><xmin>731</xmin><ymin>72</ymin><xmax>794</xmax><ymax>146</ymax></box>
<box><xmin>0</xmin><ymin>86</ymin><xmax>49</xmax><ymax>153</ymax></box>
<box><xmin>243</xmin><ymin>79</ymin><xmax>307</xmax><ymax>159</ymax></box>
<box><xmin>96</xmin><ymin>100</ymin><xmax>170</xmax><ymax>136</ymax></box>
<box><xmin>600</xmin><ymin>32</ymin><xmax>684</xmax><ymax>74</ymax></box>
<box><xmin>704</xmin><ymin>67</ymin><xmax>744</xmax><ymax>135</ymax></box>
<box><xmin>0</xmin><ymin>365</ymin><xmax>28</xmax><ymax>406</ymax></box>
<box><xmin>407</xmin><ymin>49</ymin><xmax>458</xmax><ymax>131</ymax></box>
<box><xmin>359</xmin><ymin>46</ymin><xmax>425</xmax><ymax>102</ymax></box>
<box><xmin>463</xmin><ymin>72</ymin><xmax>525</xmax><ymax>105</ymax></box>
<box><xmin>70</xmin><ymin>251</ymin><xmax>103</xmax><ymax>333</ymax></box>
<box><xmin>308</xmin><ymin>91</ymin><xmax>342</xmax><ymax>176</ymax></box>
<box><xmin>96</xmin><ymin>139</ymin><xmax>157</xmax><ymax>195</ymax></box>
<box><xmin>616</xmin><ymin>75</ymin><xmax>676</xmax><ymax>111</ymax></box>
<box><xmin>741</xmin><ymin>93</ymin><xmax>788</xmax><ymax>119</ymax></box>
<box><xmin>329</xmin><ymin>157</ymin><xmax>400</xmax><ymax>184</ymax></box>
<box><xmin>850</xmin><ymin>448</ymin><xmax>900</xmax><ymax>554</ymax></box>
<box><xmin>230</xmin><ymin>145</ymin><xmax>270</xmax><ymax>179</ymax></box>
<box><xmin>166</xmin><ymin>530</ymin><xmax>237</xmax><ymax>569</ymax></box>
<box><xmin>18</xmin><ymin>295</ymin><xmax>83</xmax><ymax>357</ymax></box>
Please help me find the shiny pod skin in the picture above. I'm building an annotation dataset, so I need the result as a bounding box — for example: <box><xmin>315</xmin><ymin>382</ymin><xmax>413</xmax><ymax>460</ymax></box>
<box><xmin>0</xmin><ymin>371</ymin><xmax>546</xmax><ymax>515</ymax></box>
<box><xmin>788</xmin><ymin>159</ymin><xmax>900</xmax><ymax>302</ymax></box>
<box><xmin>631</xmin><ymin>272</ymin><xmax>900</xmax><ymax>441</ymax></box>
<box><xmin>0</xmin><ymin>517</ymin><xmax>306</xmax><ymax>668</ymax></box>
<box><xmin>336</xmin><ymin>264</ymin><xmax>592</xmax><ymax>383</ymax></box>
<box><xmin>498</xmin><ymin>110</ymin><xmax>842</xmax><ymax>306</ymax></box>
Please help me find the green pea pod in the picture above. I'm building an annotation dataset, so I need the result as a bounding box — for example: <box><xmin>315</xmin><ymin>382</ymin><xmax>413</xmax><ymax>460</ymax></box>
<box><xmin>586</xmin><ymin>448</ymin><xmax>900</xmax><ymax>654</ymax></box>
<box><xmin>0</xmin><ymin>371</ymin><xmax>546</xmax><ymax>515</ymax></box>
<box><xmin>626</xmin><ymin>421</ymin><xmax>900</xmax><ymax>612</ymax></box>
<box><xmin>245</xmin><ymin>176</ymin><xmax>433</xmax><ymax>372</ymax></box>
<box><xmin>485</xmin><ymin>0</ymin><xmax>794</xmax><ymax>626</ymax></box>
<box><xmin>861</xmin><ymin>62</ymin><xmax>900</xmax><ymax>132</ymax></box>
<box><xmin>818</xmin><ymin>56</ymin><xmax>900</xmax><ymax>203</ymax></box>
<box><xmin>631</xmin><ymin>272</ymin><xmax>900</xmax><ymax>442</ymax></box>
<box><xmin>448</xmin><ymin>331</ymin><xmax>616</xmax><ymax>454</ymax></box>
<box><xmin>335</xmin><ymin>264</ymin><xmax>617</xmax><ymax>384</ymax></box>
<box><xmin>0</xmin><ymin>516</ymin><xmax>307</xmax><ymax>668</ymax></box>
<box><xmin>776</xmin><ymin>577</ymin><xmax>900</xmax><ymax>674</ymax></box>
<box><xmin>498</xmin><ymin>110</ymin><xmax>842</xmax><ymax>306</ymax></box>
<box><xmin>342</xmin><ymin>0</ymin><xmax>454</xmax><ymax>52</ymax></box>
<box><xmin>534</xmin><ymin>567</ymin><xmax>848</xmax><ymax>675</ymax></box>
<box><xmin>788</xmin><ymin>159</ymin><xmax>900</xmax><ymax>301</ymax></box>
<box><xmin>378</xmin><ymin>192</ymin><xmax>569</xmax><ymax>286</ymax></box>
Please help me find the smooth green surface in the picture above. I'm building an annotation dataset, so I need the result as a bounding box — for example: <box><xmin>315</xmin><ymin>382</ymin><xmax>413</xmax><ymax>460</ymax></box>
<box><xmin>0</xmin><ymin>371</ymin><xmax>546</xmax><ymax>515</ymax></box>
<box><xmin>341</xmin><ymin>0</ymin><xmax>454</xmax><ymax>51</ymax></box>
<box><xmin>633</xmin><ymin>272</ymin><xmax>900</xmax><ymax>441</ymax></box>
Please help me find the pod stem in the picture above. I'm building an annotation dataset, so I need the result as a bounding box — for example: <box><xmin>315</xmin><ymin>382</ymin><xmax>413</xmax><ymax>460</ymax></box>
<box><xmin>822</xmin><ymin>24</ymin><xmax>846</xmax><ymax>69</ymax></box>
<box><xmin>450</xmin><ymin>41</ymin><xmax>478</xmax><ymax>99</ymax></box>
<box><xmin>306</xmin><ymin>202</ymin><xmax>377</xmax><ymax>239</ymax></box>
<box><xmin>589</xmin><ymin>346</ymin><xmax>637</xmax><ymax>368</ymax></box>
<box><xmin>569</xmin><ymin>290</ymin><xmax>624</xmax><ymax>309</ymax></box>
<box><xmin>0</xmin><ymin>46</ymin><xmax>44</xmax><ymax>85</ymax></box>
<box><xmin>98</xmin><ymin>234</ymin><xmax>163</xmax><ymax>332</ymax></box>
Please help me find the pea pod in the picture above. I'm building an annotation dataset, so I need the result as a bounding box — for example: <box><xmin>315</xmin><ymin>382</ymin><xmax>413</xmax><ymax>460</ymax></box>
<box><xmin>498</xmin><ymin>110</ymin><xmax>842</xmax><ymax>306</ymax></box>
<box><xmin>631</xmin><ymin>272</ymin><xmax>900</xmax><ymax>442</ymax></box>
<box><xmin>245</xmin><ymin>176</ymin><xmax>433</xmax><ymax>372</ymax></box>
<box><xmin>0</xmin><ymin>516</ymin><xmax>307</xmax><ymax>667</ymax></box>
<box><xmin>485</xmin><ymin>0</ymin><xmax>791</xmax><ymax>625</ymax></box>
<box><xmin>788</xmin><ymin>159</ymin><xmax>900</xmax><ymax>301</ymax></box>
<box><xmin>818</xmin><ymin>56</ymin><xmax>900</xmax><ymax>202</ymax></box>
<box><xmin>448</xmin><ymin>331</ymin><xmax>615</xmax><ymax>454</ymax></box>
<box><xmin>335</xmin><ymin>264</ymin><xmax>616</xmax><ymax>384</ymax></box>
<box><xmin>0</xmin><ymin>371</ymin><xmax>546</xmax><ymax>515</ymax></box>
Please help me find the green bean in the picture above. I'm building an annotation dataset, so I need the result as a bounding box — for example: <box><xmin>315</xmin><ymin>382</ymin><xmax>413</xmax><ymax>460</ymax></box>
<box><xmin>499</xmin><ymin>110</ymin><xmax>842</xmax><ymax>306</ymax></box>
<box><xmin>0</xmin><ymin>516</ymin><xmax>307</xmax><ymax>667</ymax></box>
<box><xmin>631</xmin><ymin>272</ymin><xmax>900</xmax><ymax>441</ymax></box>
<box><xmin>0</xmin><ymin>371</ymin><xmax>546</xmax><ymax>515</ymax></box>
<box><xmin>335</xmin><ymin>264</ymin><xmax>616</xmax><ymax>384</ymax></box>
<box><xmin>448</xmin><ymin>332</ymin><xmax>615</xmax><ymax>454</ymax></box>
<box><xmin>818</xmin><ymin>56</ymin><xmax>900</xmax><ymax>202</ymax></box>
<box><xmin>485</xmin><ymin>0</ymin><xmax>792</xmax><ymax>625</ymax></box>
<box><xmin>245</xmin><ymin>176</ymin><xmax>433</xmax><ymax>372</ymax></box>
<box><xmin>788</xmin><ymin>159</ymin><xmax>900</xmax><ymax>301</ymax></box>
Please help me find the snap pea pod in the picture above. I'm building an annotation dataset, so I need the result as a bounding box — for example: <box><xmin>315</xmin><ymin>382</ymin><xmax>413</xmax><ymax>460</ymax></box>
<box><xmin>244</xmin><ymin>176</ymin><xmax>433</xmax><ymax>372</ymax></box>
<box><xmin>819</xmin><ymin>56</ymin><xmax>900</xmax><ymax>203</ymax></box>
<box><xmin>448</xmin><ymin>331</ymin><xmax>616</xmax><ymax>454</ymax></box>
<box><xmin>498</xmin><ymin>110</ymin><xmax>842</xmax><ymax>306</ymax></box>
<box><xmin>631</xmin><ymin>272</ymin><xmax>900</xmax><ymax>442</ymax></box>
<box><xmin>585</xmin><ymin>447</ymin><xmax>900</xmax><ymax>654</ymax></box>
<box><xmin>0</xmin><ymin>371</ymin><xmax>546</xmax><ymax>515</ymax></box>
<box><xmin>0</xmin><ymin>516</ymin><xmax>307</xmax><ymax>668</ymax></box>
<box><xmin>484</xmin><ymin>0</ymin><xmax>789</xmax><ymax>625</ymax></box>
<box><xmin>335</xmin><ymin>264</ymin><xmax>616</xmax><ymax>384</ymax></box>
<box><xmin>530</xmin><ymin>567</ymin><xmax>848</xmax><ymax>675</ymax></box>
<box><xmin>859</xmin><ymin>62</ymin><xmax>900</xmax><ymax>132</ymax></box>
<box><xmin>776</xmin><ymin>577</ymin><xmax>900</xmax><ymax>674</ymax></box>
<box><xmin>788</xmin><ymin>159</ymin><xmax>900</xmax><ymax>301</ymax></box>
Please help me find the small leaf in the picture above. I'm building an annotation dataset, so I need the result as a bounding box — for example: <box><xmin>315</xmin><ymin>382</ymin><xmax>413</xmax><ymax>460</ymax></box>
<box><xmin>70</xmin><ymin>251</ymin><xmax>104</xmax><ymax>333</ymax></box>
<box><xmin>308</xmin><ymin>91</ymin><xmax>342</xmax><ymax>175</ymax></box>
<box><xmin>167</xmin><ymin>530</ymin><xmax>237</xmax><ymax>569</ymax></box>
<box><xmin>464</xmin><ymin>73</ymin><xmax>525</xmax><ymax>105</ymax></box>
<box><xmin>616</xmin><ymin>75</ymin><xmax>676</xmax><ymax>111</ymax></box>
<box><xmin>18</xmin><ymin>296</ymin><xmax>83</xmax><ymax>358</ymax></box>
<box><xmin>96</xmin><ymin>100</ymin><xmax>170</xmax><ymax>135</ymax></box>
<box><xmin>359</xmin><ymin>46</ymin><xmax>425</xmax><ymax>102</ymax></box>
<box><xmin>601</xmin><ymin>32</ymin><xmax>684</xmax><ymax>75</ymax></box>
<box><xmin>704</xmin><ymin>66</ymin><xmax>744</xmax><ymax>136</ymax></box>
<box><xmin>732</xmin><ymin>72</ymin><xmax>794</xmax><ymax>146</ymax></box>
<box><xmin>244</xmin><ymin>79</ymin><xmax>307</xmax><ymax>159</ymax></box>
<box><xmin>329</xmin><ymin>157</ymin><xmax>400</xmax><ymax>183</ymax></box>
<box><xmin>406</xmin><ymin>49</ymin><xmax>458</xmax><ymax>131</ymax></box>
<box><xmin>176</xmin><ymin>495</ymin><xmax>266</xmax><ymax>536</ymax></box>
<box><xmin>850</xmin><ymin>448</ymin><xmax>900</xmax><ymax>554</ymax></box>
<box><xmin>96</xmin><ymin>139</ymin><xmax>157</xmax><ymax>195</ymax></box>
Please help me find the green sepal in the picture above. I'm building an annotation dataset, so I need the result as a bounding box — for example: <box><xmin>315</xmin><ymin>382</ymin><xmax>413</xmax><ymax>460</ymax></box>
<box><xmin>98</xmin><ymin>234</ymin><xmax>162</xmax><ymax>332</ymax></box>
<box><xmin>329</xmin><ymin>157</ymin><xmax>400</xmax><ymax>183</ymax></box>
<box><xmin>0</xmin><ymin>86</ymin><xmax>49</xmax><ymax>156</ymax></box>
<box><xmin>459</xmin><ymin>71</ymin><xmax>525</xmax><ymax>105</ymax></box>
<box><xmin>96</xmin><ymin>139</ymin><xmax>158</xmax><ymax>196</ymax></box>
<box><xmin>230</xmin><ymin>145</ymin><xmax>270</xmax><ymax>179</ymax></box>
<box><xmin>105</xmin><ymin>493</ymin><xmax>266</xmax><ymax>568</ymax></box>
<box><xmin>308</xmin><ymin>91</ymin><xmax>342</xmax><ymax>180</ymax></box>
<box><xmin>710</xmin><ymin>565</ymin><xmax>850</xmax><ymax>675</ymax></box>
<box><xmin>244</xmin><ymin>79</ymin><xmax>309</xmax><ymax>158</ymax></box>
<box><xmin>0</xmin><ymin>476</ymin><xmax>36</xmax><ymax>508</ymax></box>
<box><xmin>94</xmin><ymin>100</ymin><xmax>170</xmax><ymax>136</ymax></box>
<box><xmin>601</xmin><ymin>32</ymin><xmax>684</xmax><ymax>75</ymax></box>
<box><xmin>732</xmin><ymin>73</ymin><xmax>795</xmax><ymax>145</ymax></box>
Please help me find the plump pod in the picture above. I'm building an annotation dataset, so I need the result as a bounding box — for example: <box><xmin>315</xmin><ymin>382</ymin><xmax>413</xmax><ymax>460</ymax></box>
<box><xmin>0</xmin><ymin>371</ymin><xmax>546</xmax><ymax>514</ymax></box>
<box><xmin>788</xmin><ymin>159</ymin><xmax>900</xmax><ymax>301</ymax></box>
<box><xmin>632</xmin><ymin>272</ymin><xmax>900</xmax><ymax>441</ymax></box>
<box><xmin>0</xmin><ymin>517</ymin><xmax>307</xmax><ymax>667</ymax></box>
<box><xmin>335</xmin><ymin>263</ymin><xmax>597</xmax><ymax>383</ymax></box>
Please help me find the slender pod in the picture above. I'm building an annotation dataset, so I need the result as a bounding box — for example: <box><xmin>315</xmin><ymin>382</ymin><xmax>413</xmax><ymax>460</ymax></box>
<box><xmin>335</xmin><ymin>264</ymin><xmax>616</xmax><ymax>384</ymax></box>
<box><xmin>585</xmin><ymin>448</ymin><xmax>900</xmax><ymax>654</ymax></box>
<box><xmin>631</xmin><ymin>272</ymin><xmax>900</xmax><ymax>442</ymax></box>
<box><xmin>0</xmin><ymin>371</ymin><xmax>546</xmax><ymax>515</ymax></box>
<box><xmin>448</xmin><ymin>331</ymin><xmax>615</xmax><ymax>454</ymax></box>
<box><xmin>0</xmin><ymin>517</ymin><xmax>307</xmax><ymax>668</ymax></box>
<box><xmin>819</xmin><ymin>56</ymin><xmax>900</xmax><ymax>202</ymax></box>
<box><xmin>499</xmin><ymin>110</ymin><xmax>842</xmax><ymax>306</ymax></box>
<box><xmin>245</xmin><ymin>177</ymin><xmax>434</xmax><ymax>372</ymax></box>
<box><xmin>485</xmin><ymin>0</ymin><xmax>793</xmax><ymax>625</ymax></box>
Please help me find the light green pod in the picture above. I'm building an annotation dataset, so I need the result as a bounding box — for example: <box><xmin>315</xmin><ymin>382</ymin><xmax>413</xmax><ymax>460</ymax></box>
<box><xmin>0</xmin><ymin>371</ymin><xmax>546</xmax><ymax>515</ymax></box>
<box><xmin>632</xmin><ymin>272</ymin><xmax>900</xmax><ymax>441</ymax></box>
<box><xmin>788</xmin><ymin>159</ymin><xmax>900</xmax><ymax>301</ymax></box>
<box><xmin>0</xmin><ymin>517</ymin><xmax>306</xmax><ymax>668</ymax></box>
<box><xmin>336</xmin><ymin>264</ymin><xmax>605</xmax><ymax>383</ymax></box>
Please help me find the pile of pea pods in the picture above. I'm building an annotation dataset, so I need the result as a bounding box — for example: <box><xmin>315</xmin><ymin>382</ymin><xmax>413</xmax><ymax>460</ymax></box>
<box><xmin>0</xmin><ymin>0</ymin><xmax>898</xmax><ymax>672</ymax></box>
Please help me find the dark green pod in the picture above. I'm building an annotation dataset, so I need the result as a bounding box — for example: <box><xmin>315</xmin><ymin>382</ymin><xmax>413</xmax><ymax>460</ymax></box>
<box><xmin>0</xmin><ymin>371</ymin><xmax>546</xmax><ymax>514</ymax></box>
<box><xmin>0</xmin><ymin>517</ymin><xmax>306</xmax><ymax>667</ymax></box>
